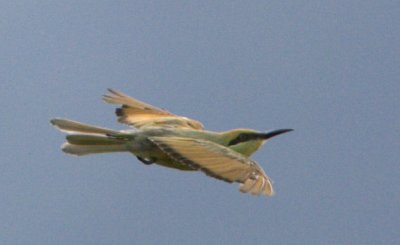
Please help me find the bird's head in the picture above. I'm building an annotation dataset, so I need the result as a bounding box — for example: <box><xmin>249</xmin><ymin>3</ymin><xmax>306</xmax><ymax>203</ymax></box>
<box><xmin>222</xmin><ymin>128</ymin><xmax>293</xmax><ymax>156</ymax></box>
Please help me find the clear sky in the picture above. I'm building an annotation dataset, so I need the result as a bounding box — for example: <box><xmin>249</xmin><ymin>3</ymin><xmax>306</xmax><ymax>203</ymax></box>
<box><xmin>1</xmin><ymin>1</ymin><xmax>399</xmax><ymax>244</ymax></box>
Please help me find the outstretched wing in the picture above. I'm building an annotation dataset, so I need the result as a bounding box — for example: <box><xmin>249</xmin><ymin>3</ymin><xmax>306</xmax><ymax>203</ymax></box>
<box><xmin>103</xmin><ymin>89</ymin><xmax>204</xmax><ymax>130</ymax></box>
<box><xmin>149</xmin><ymin>137</ymin><xmax>274</xmax><ymax>196</ymax></box>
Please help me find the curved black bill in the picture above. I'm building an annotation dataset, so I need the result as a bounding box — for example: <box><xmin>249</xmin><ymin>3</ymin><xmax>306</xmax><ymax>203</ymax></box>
<box><xmin>259</xmin><ymin>128</ymin><xmax>293</xmax><ymax>140</ymax></box>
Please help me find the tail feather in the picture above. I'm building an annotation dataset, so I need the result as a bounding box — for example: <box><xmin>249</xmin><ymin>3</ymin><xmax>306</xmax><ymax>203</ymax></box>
<box><xmin>62</xmin><ymin>143</ymin><xmax>127</xmax><ymax>156</ymax></box>
<box><xmin>50</xmin><ymin>118</ymin><xmax>118</xmax><ymax>135</ymax></box>
<box><xmin>66</xmin><ymin>134</ymin><xmax>125</xmax><ymax>145</ymax></box>
<box><xmin>51</xmin><ymin>118</ymin><xmax>129</xmax><ymax>156</ymax></box>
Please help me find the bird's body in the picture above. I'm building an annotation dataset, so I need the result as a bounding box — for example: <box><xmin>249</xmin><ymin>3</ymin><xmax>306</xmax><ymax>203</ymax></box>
<box><xmin>51</xmin><ymin>89</ymin><xmax>292</xmax><ymax>196</ymax></box>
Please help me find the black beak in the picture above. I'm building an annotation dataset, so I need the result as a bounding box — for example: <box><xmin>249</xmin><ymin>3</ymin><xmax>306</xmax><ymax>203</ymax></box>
<box><xmin>259</xmin><ymin>129</ymin><xmax>293</xmax><ymax>140</ymax></box>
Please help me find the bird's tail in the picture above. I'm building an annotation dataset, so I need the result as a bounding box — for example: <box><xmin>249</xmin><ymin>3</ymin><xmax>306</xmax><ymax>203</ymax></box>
<box><xmin>50</xmin><ymin>118</ymin><xmax>128</xmax><ymax>156</ymax></box>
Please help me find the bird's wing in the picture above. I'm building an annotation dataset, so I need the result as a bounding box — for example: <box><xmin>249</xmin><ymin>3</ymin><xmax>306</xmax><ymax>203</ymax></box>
<box><xmin>103</xmin><ymin>89</ymin><xmax>204</xmax><ymax>130</ymax></box>
<box><xmin>149</xmin><ymin>136</ymin><xmax>274</xmax><ymax>196</ymax></box>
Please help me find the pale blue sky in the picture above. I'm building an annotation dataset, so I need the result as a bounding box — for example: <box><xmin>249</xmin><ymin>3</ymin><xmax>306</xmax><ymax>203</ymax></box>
<box><xmin>1</xmin><ymin>1</ymin><xmax>399</xmax><ymax>244</ymax></box>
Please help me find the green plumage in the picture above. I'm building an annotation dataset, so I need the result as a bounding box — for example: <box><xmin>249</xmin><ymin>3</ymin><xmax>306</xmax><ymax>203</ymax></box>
<box><xmin>51</xmin><ymin>89</ymin><xmax>292</xmax><ymax>196</ymax></box>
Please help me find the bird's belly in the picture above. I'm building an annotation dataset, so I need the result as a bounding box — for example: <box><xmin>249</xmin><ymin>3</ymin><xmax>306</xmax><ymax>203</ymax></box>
<box><xmin>126</xmin><ymin>138</ymin><xmax>194</xmax><ymax>171</ymax></box>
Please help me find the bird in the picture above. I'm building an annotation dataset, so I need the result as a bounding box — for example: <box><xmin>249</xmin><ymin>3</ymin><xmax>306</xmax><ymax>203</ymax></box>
<box><xmin>50</xmin><ymin>89</ymin><xmax>292</xmax><ymax>196</ymax></box>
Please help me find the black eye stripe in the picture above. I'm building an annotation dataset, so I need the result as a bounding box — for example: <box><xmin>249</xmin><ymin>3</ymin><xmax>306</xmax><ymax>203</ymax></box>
<box><xmin>228</xmin><ymin>133</ymin><xmax>258</xmax><ymax>146</ymax></box>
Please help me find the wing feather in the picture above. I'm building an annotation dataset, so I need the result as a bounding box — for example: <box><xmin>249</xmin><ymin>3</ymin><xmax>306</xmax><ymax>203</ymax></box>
<box><xmin>149</xmin><ymin>137</ymin><xmax>274</xmax><ymax>196</ymax></box>
<box><xmin>103</xmin><ymin>89</ymin><xmax>204</xmax><ymax>130</ymax></box>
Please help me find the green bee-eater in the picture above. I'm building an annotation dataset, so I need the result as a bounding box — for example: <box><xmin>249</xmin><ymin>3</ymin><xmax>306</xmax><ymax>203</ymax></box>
<box><xmin>51</xmin><ymin>89</ymin><xmax>292</xmax><ymax>196</ymax></box>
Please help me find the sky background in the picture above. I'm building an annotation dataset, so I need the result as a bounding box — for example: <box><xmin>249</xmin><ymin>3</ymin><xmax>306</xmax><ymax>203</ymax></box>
<box><xmin>1</xmin><ymin>1</ymin><xmax>399</xmax><ymax>244</ymax></box>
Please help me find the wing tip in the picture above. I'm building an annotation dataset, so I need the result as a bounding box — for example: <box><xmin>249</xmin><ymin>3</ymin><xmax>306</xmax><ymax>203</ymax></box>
<box><xmin>103</xmin><ymin>89</ymin><xmax>116</xmax><ymax>103</ymax></box>
<box><xmin>239</xmin><ymin>175</ymin><xmax>275</xmax><ymax>197</ymax></box>
<box><xmin>106</xmin><ymin>88</ymin><xmax>120</xmax><ymax>95</ymax></box>
<box><xmin>103</xmin><ymin>88</ymin><xmax>127</xmax><ymax>104</ymax></box>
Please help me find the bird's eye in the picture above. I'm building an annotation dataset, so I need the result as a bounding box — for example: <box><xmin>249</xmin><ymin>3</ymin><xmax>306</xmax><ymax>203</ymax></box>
<box><xmin>228</xmin><ymin>133</ymin><xmax>249</xmax><ymax>146</ymax></box>
<box><xmin>238</xmin><ymin>134</ymin><xmax>247</xmax><ymax>141</ymax></box>
<box><xmin>234</xmin><ymin>134</ymin><xmax>248</xmax><ymax>143</ymax></box>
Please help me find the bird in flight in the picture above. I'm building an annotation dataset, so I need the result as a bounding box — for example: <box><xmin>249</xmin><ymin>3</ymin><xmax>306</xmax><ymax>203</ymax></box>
<box><xmin>51</xmin><ymin>89</ymin><xmax>292</xmax><ymax>196</ymax></box>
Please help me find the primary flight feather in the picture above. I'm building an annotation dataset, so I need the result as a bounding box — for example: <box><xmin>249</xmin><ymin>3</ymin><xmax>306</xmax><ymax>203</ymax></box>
<box><xmin>51</xmin><ymin>89</ymin><xmax>292</xmax><ymax>196</ymax></box>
